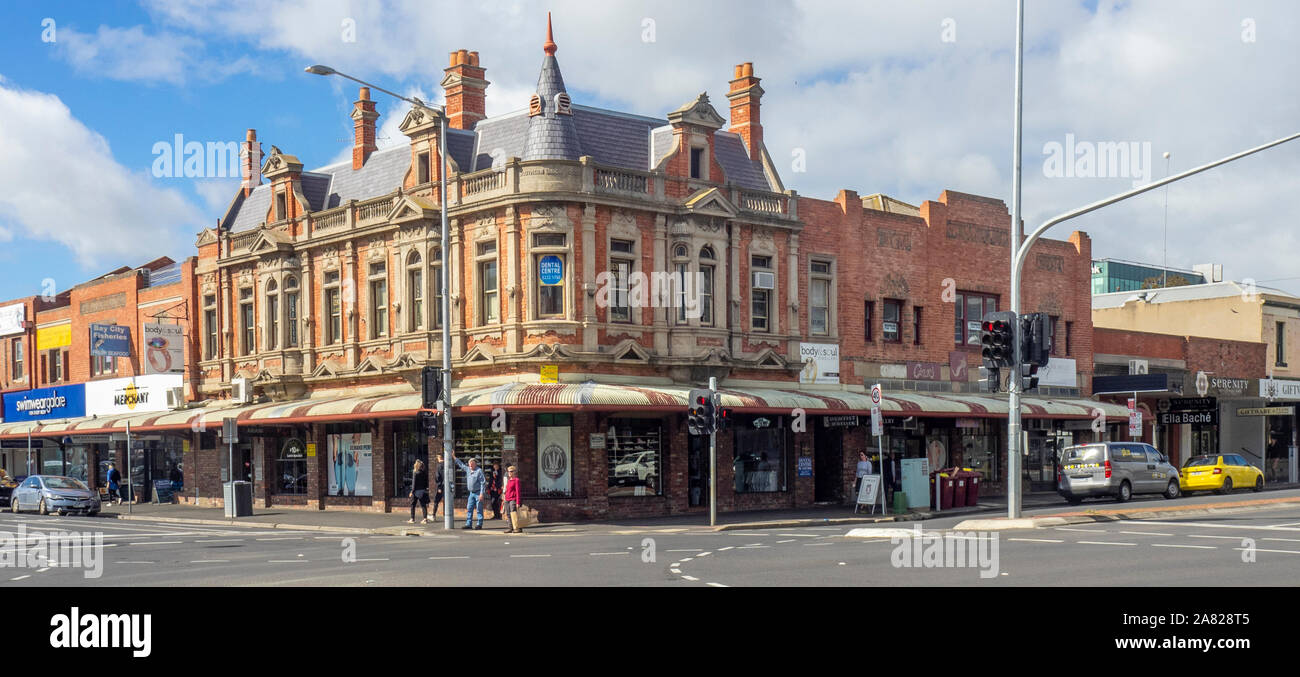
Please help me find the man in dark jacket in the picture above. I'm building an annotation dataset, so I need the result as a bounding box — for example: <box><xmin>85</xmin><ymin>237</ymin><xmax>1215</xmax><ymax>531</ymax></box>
<box><xmin>431</xmin><ymin>454</ymin><xmax>446</xmax><ymax>518</ymax></box>
<box><xmin>486</xmin><ymin>461</ymin><xmax>503</xmax><ymax>519</ymax></box>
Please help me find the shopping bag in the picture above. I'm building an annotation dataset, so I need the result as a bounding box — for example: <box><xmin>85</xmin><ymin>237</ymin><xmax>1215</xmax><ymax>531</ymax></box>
<box><xmin>516</xmin><ymin>505</ymin><xmax>539</xmax><ymax>528</ymax></box>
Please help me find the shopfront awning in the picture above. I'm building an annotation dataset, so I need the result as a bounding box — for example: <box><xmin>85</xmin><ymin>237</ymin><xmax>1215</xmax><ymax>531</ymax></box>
<box><xmin>0</xmin><ymin>383</ymin><xmax>1129</xmax><ymax>440</ymax></box>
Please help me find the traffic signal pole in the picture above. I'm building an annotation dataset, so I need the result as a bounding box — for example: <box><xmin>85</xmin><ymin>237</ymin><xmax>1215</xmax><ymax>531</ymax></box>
<box><xmin>1007</xmin><ymin>0</ymin><xmax>1026</xmax><ymax>519</ymax></box>
<box><xmin>709</xmin><ymin>376</ymin><xmax>717</xmax><ymax>528</ymax></box>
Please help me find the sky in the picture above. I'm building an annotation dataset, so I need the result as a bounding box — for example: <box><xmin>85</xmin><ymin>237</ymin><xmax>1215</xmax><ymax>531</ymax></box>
<box><xmin>0</xmin><ymin>0</ymin><xmax>1296</xmax><ymax>301</ymax></box>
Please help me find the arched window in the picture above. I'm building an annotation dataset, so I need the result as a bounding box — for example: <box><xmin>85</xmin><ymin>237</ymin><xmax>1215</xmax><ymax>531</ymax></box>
<box><xmin>284</xmin><ymin>277</ymin><xmax>299</xmax><ymax>348</ymax></box>
<box><xmin>407</xmin><ymin>251</ymin><xmax>424</xmax><ymax>332</ymax></box>
<box><xmin>265</xmin><ymin>279</ymin><xmax>279</xmax><ymax>350</ymax></box>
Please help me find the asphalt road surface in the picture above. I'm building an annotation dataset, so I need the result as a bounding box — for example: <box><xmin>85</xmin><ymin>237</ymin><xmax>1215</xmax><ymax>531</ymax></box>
<box><xmin>2</xmin><ymin>492</ymin><xmax>1297</xmax><ymax>587</ymax></box>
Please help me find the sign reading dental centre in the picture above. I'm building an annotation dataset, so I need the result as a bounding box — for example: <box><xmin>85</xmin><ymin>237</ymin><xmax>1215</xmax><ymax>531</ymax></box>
<box><xmin>539</xmin><ymin>255</ymin><xmax>564</xmax><ymax>286</ymax></box>
<box><xmin>84</xmin><ymin>374</ymin><xmax>184</xmax><ymax>417</ymax></box>
<box><xmin>3</xmin><ymin>384</ymin><xmax>87</xmax><ymax>422</ymax></box>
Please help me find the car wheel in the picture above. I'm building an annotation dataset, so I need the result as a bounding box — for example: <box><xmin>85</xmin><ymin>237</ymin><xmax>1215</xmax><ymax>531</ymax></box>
<box><xmin>87</xmin><ymin>510</ymin><xmax>99</xmax><ymax>517</ymax></box>
<box><xmin>1164</xmin><ymin>480</ymin><xmax>1180</xmax><ymax>500</ymax></box>
<box><xmin>38</xmin><ymin>498</ymin><xmax>49</xmax><ymax>515</ymax></box>
<box><xmin>1217</xmin><ymin>477</ymin><xmax>1233</xmax><ymax>495</ymax></box>
<box><xmin>1254</xmin><ymin>476</ymin><xmax>1264</xmax><ymax>493</ymax></box>
<box><xmin>1116</xmin><ymin>481</ymin><xmax>1132</xmax><ymax>502</ymax></box>
<box><xmin>10</xmin><ymin>496</ymin><xmax>19</xmax><ymax>513</ymax></box>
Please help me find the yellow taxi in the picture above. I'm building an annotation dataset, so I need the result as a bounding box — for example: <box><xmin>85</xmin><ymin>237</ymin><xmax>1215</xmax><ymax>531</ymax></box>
<box><xmin>1179</xmin><ymin>453</ymin><xmax>1264</xmax><ymax>495</ymax></box>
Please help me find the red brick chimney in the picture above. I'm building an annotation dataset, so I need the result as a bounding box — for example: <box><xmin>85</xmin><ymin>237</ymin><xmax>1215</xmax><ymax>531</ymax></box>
<box><xmin>240</xmin><ymin>128</ymin><xmax>262</xmax><ymax>197</ymax></box>
<box><xmin>442</xmin><ymin>49</ymin><xmax>489</xmax><ymax>130</ymax></box>
<box><xmin>351</xmin><ymin>87</ymin><xmax>379</xmax><ymax>169</ymax></box>
<box><xmin>727</xmin><ymin>62</ymin><xmax>764</xmax><ymax>161</ymax></box>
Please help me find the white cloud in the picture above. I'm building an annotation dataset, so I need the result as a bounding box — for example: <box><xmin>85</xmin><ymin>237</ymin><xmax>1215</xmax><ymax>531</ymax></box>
<box><xmin>137</xmin><ymin>0</ymin><xmax>1299</xmax><ymax>290</ymax></box>
<box><xmin>54</xmin><ymin>24</ymin><xmax>257</xmax><ymax>85</ymax></box>
<box><xmin>0</xmin><ymin>81</ymin><xmax>202</xmax><ymax>267</ymax></box>
<box><xmin>194</xmin><ymin>178</ymin><xmax>242</xmax><ymax>215</ymax></box>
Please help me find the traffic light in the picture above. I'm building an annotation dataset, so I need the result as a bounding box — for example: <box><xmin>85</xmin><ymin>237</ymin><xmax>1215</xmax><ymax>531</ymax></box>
<box><xmin>979</xmin><ymin>366</ymin><xmax>1001</xmax><ymax>393</ymax></box>
<box><xmin>1020</xmin><ymin>363</ymin><xmax>1040</xmax><ymax>392</ymax></box>
<box><xmin>420</xmin><ymin>409</ymin><xmax>440</xmax><ymax>438</ymax></box>
<box><xmin>717</xmin><ymin>406</ymin><xmax>733</xmax><ymax>431</ymax></box>
<box><xmin>687</xmin><ymin>388</ymin><xmax>715</xmax><ymax>435</ymax></box>
<box><xmin>1019</xmin><ymin>313</ymin><xmax>1050</xmax><ymax>368</ymax></box>
<box><xmin>980</xmin><ymin>311</ymin><xmax>1018</xmax><ymax>368</ymax></box>
<box><xmin>421</xmin><ymin>366</ymin><xmax>442</xmax><ymax>409</ymax></box>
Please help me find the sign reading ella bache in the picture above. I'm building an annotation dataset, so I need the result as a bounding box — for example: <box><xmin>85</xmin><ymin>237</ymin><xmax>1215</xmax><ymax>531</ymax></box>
<box><xmin>84</xmin><ymin>374</ymin><xmax>184</xmax><ymax>417</ymax></box>
<box><xmin>2</xmin><ymin>384</ymin><xmax>87</xmax><ymax>422</ymax></box>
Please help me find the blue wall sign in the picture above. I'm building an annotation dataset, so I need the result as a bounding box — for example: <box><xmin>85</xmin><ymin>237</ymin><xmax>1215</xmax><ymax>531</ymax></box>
<box><xmin>539</xmin><ymin>255</ymin><xmax>564</xmax><ymax>286</ymax></box>
<box><xmin>3</xmin><ymin>384</ymin><xmax>87</xmax><ymax>422</ymax></box>
<box><xmin>90</xmin><ymin>323</ymin><xmax>132</xmax><ymax>357</ymax></box>
<box><xmin>797</xmin><ymin>456</ymin><xmax>813</xmax><ymax>477</ymax></box>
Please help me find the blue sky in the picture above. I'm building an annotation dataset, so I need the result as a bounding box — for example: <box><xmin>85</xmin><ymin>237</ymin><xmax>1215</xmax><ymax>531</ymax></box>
<box><xmin>0</xmin><ymin>0</ymin><xmax>1296</xmax><ymax>301</ymax></box>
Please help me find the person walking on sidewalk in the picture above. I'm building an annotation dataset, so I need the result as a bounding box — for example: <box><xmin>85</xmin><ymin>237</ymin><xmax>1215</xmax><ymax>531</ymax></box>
<box><xmin>854</xmin><ymin>451</ymin><xmax>873</xmax><ymax>500</ymax></box>
<box><xmin>431</xmin><ymin>454</ymin><xmax>446</xmax><ymax>518</ymax></box>
<box><xmin>408</xmin><ymin>459</ymin><xmax>430</xmax><ymax>524</ymax></box>
<box><xmin>107</xmin><ymin>463</ymin><xmax>123</xmax><ymax>505</ymax></box>
<box><xmin>487</xmin><ymin>461</ymin><xmax>504</xmax><ymax>520</ymax></box>
<box><xmin>452</xmin><ymin>452</ymin><xmax>486</xmax><ymax>530</ymax></box>
<box><xmin>502</xmin><ymin>465</ymin><xmax>523</xmax><ymax>533</ymax></box>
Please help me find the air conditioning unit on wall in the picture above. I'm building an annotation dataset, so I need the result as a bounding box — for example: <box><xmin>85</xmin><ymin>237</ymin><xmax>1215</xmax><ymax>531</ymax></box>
<box><xmin>231</xmin><ymin>377</ymin><xmax>251</xmax><ymax>404</ymax></box>
<box><xmin>752</xmin><ymin>272</ymin><xmax>775</xmax><ymax>290</ymax></box>
<box><xmin>165</xmin><ymin>387</ymin><xmax>185</xmax><ymax>410</ymax></box>
<box><xmin>1128</xmin><ymin>359</ymin><xmax>1149</xmax><ymax>375</ymax></box>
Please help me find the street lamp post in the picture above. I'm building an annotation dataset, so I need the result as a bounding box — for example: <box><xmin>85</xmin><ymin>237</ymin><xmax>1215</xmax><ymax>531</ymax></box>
<box><xmin>306</xmin><ymin>65</ymin><xmax>456</xmax><ymax>530</ymax></box>
<box><xmin>1005</xmin><ymin>130</ymin><xmax>1300</xmax><ymax>518</ymax></box>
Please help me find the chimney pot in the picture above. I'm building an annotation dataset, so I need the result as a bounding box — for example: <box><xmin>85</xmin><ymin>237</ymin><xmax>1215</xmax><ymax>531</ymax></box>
<box><xmin>246</xmin><ymin>128</ymin><xmax>257</xmax><ymax>142</ymax></box>
<box><xmin>469</xmin><ymin>51</ymin><xmax>480</xmax><ymax>66</ymax></box>
<box><xmin>743</xmin><ymin>62</ymin><xmax>754</xmax><ymax>77</ymax></box>
<box><xmin>449</xmin><ymin>51</ymin><xmax>458</xmax><ymax>67</ymax></box>
<box><xmin>457</xmin><ymin>49</ymin><xmax>469</xmax><ymax>65</ymax></box>
<box><xmin>734</xmin><ymin>64</ymin><xmax>744</xmax><ymax>79</ymax></box>
<box><xmin>358</xmin><ymin>86</ymin><xmax>370</xmax><ymax>101</ymax></box>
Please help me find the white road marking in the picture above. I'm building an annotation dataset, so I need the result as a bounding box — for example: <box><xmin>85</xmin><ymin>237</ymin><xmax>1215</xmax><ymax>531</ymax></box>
<box><xmin>115</xmin><ymin>561</ymin><xmax>155</xmax><ymax>564</ymax></box>
<box><xmin>697</xmin><ymin>552</ymin><xmax>712</xmax><ymax>557</ymax></box>
<box><xmin>429</xmin><ymin>556</ymin><xmax>469</xmax><ymax>560</ymax></box>
<box><xmin>1267</xmin><ymin>521</ymin><xmax>1300</xmax><ymax>527</ymax></box>
<box><xmin>36</xmin><ymin>567</ymin><xmax>50</xmax><ymax>573</ymax></box>
<box><xmin>681</xmin><ymin>575</ymin><xmax>698</xmax><ymax>581</ymax></box>
<box><xmin>738</xmin><ymin>545</ymin><xmax>770</xmax><ymax>549</ymax></box>
<box><xmin>1008</xmin><ymin>538</ymin><xmax>1066</xmax><ymax>543</ymax></box>
<box><xmin>777</xmin><ymin>539</ymin><xmax>795</xmax><ymax>543</ymax></box>
<box><xmin>256</xmin><ymin>537</ymin><xmax>305</xmax><ymax>541</ymax></box>
<box><xmin>589</xmin><ymin>552</ymin><xmax>625</xmax><ymax>556</ymax></box>
<box><xmin>128</xmin><ymin>541</ymin><xmax>182</xmax><ymax>546</ymax></box>
<box><xmin>1077</xmin><ymin>541</ymin><xmax>1137</xmax><ymax>546</ymax></box>
<box><xmin>1151</xmin><ymin>544</ymin><xmax>1216</xmax><ymax>549</ymax></box>
<box><xmin>1054</xmin><ymin>527</ymin><xmax>1107</xmax><ymax>533</ymax></box>
<box><xmin>196</xmin><ymin>539</ymin><xmax>245</xmax><ymax>543</ymax></box>
<box><xmin>10</xmin><ymin>575</ymin><xmax>30</xmax><ymax>581</ymax></box>
<box><xmin>666</xmin><ymin>549</ymin><xmax>702</xmax><ymax>553</ymax></box>
<box><xmin>718</xmin><ymin>546</ymin><xmax>735</xmax><ymax>551</ymax></box>
<box><xmin>803</xmin><ymin>542</ymin><xmax>834</xmax><ymax>546</ymax></box>
<box><xmin>777</xmin><ymin>533</ymin><xmax>819</xmax><ymax>538</ymax></box>
<box><xmin>1135</xmin><ymin>520</ymin><xmax>1300</xmax><ymax>532</ymax></box>
<box><xmin>680</xmin><ymin>557</ymin><xmax>693</xmax><ymax>562</ymax></box>
<box><xmin>1119</xmin><ymin>531</ymin><xmax>1174</xmax><ymax>536</ymax></box>
<box><xmin>510</xmin><ymin>554</ymin><xmax>551</xmax><ymax>558</ymax></box>
<box><xmin>353</xmin><ymin>558</ymin><xmax>390</xmax><ymax>562</ymax></box>
<box><xmin>745</xmin><ymin>543</ymin><xmax>764</xmax><ymax>546</ymax></box>
<box><xmin>706</xmin><ymin>582</ymin><xmax>728</xmax><ymax>587</ymax></box>
<box><xmin>190</xmin><ymin>560</ymin><xmax>231</xmax><ymax>563</ymax></box>
<box><xmin>1187</xmin><ymin>535</ymin><xmax>1245</xmax><ymax>540</ymax></box>
<box><xmin>268</xmin><ymin>559</ymin><xmax>309</xmax><ymax>563</ymax></box>
<box><xmin>1262</xmin><ymin>538</ymin><xmax>1300</xmax><ymax>543</ymax></box>
<box><xmin>1234</xmin><ymin>547</ymin><xmax>1300</xmax><ymax>554</ymax></box>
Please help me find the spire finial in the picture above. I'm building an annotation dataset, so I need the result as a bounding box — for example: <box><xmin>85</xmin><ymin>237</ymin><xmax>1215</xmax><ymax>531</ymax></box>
<box><xmin>543</xmin><ymin>12</ymin><xmax>557</xmax><ymax>55</ymax></box>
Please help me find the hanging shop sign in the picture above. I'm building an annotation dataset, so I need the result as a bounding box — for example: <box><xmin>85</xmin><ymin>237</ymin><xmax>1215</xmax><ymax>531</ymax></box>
<box><xmin>142</xmin><ymin>323</ymin><xmax>185</xmax><ymax>375</ymax></box>
<box><xmin>89</xmin><ymin>324</ymin><xmax>132</xmax><ymax>357</ymax></box>
<box><xmin>1237</xmin><ymin>406</ymin><xmax>1295</xmax><ymax>417</ymax></box>
<box><xmin>799</xmin><ymin>343</ymin><xmax>840</xmax><ymax>385</ymax></box>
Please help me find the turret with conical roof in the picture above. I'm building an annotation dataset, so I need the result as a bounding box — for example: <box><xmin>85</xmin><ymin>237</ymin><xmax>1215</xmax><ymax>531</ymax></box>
<box><xmin>523</xmin><ymin>13</ymin><xmax>582</xmax><ymax>161</ymax></box>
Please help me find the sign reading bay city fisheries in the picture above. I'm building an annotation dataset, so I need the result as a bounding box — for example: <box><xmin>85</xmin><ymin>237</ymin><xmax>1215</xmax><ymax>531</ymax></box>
<box><xmin>798</xmin><ymin>343</ymin><xmax>840</xmax><ymax>384</ymax></box>
<box><xmin>89</xmin><ymin>323</ymin><xmax>132</xmax><ymax>357</ymax></box>
<box><xmin>2</xmin><ymin>384</ymin><xmax>86</xmax><ymax>422</ymax></box>
<box><xmin>0</xmin><ymin>303</ymin><xmax>24</xmax><ymax>336</ymax></box>
<box><xmin>142</xmin><ymin>323</ymin><xmax>185</xmax><ymax>375</ymax></box>
<box><xmin>84</xmin><ymin>374</ymin><xmax>184</xmax><ymax>417</ymax></box>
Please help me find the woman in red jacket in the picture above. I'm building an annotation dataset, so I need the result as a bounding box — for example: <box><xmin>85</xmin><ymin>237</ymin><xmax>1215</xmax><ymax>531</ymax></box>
<box><xmin>502</xmin><ymin>465</ymin><xmax>523</xmax><ymax>533</ymax></box>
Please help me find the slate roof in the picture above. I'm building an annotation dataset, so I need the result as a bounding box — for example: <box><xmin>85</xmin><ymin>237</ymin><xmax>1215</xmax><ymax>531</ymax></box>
<box><xmin>522</xmin><ymin>54</ymin><xmax>584</xmax><ymax>161</ymax></box>
<box><xmin>713</xmin><ymin>131</ymin><xmax>768</xmax><ymax>191</ymax></box>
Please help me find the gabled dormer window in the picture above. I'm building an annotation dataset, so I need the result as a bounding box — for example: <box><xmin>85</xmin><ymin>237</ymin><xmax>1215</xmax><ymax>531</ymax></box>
<box><xmin>275</xmin><ymin>190</ymin><xmax>287</xmax><ymax>221</ymax></box>
<box><xmin>690</xmin><ymin>148</ymin><xmax>704</xmax><ymax>179</ymax></box>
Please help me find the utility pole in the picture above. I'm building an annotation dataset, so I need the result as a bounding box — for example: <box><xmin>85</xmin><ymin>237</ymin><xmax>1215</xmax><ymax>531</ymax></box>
<box><xmin>709</xmin><ymin>376</ymin><xmax>717</xmax><ymax>528</ymax></box>
<box><xmin>1006</xmin><ymin>0</ymin><xmax>1026</xmax><ymax>519</ymax></box>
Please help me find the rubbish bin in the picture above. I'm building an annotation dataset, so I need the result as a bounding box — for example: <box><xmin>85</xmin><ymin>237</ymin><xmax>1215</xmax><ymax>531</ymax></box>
<box><xmin>966</xmin><ymin>475</ymin><xmax>981</xmax><ymax>505</ymax></box>
<box><xmin>224</xmin><ymin>481</ymin><xmax>253</xmax><ymax>518</ymax></box>
<box><xmin>893</xmin><ymin>491</ymin><xmax>908</xmax><ymax>515</ymax></box>
<box><xmin>952</xmin><ymin>477</ymin><xmax>968</xmax><ymax>508</ymax></box>
<box><xmin>929</xmin><ymin>473</ymin><xmax>955</xmax><ymax>510</ymax></box>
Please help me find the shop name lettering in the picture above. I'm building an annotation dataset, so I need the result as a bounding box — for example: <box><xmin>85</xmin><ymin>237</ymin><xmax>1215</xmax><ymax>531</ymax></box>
<box><xmin>113</xmin><ymin>391</ymin><xmax>148</xmax><ymax>407</ymax></box>
<box><xmin>945</xmin><ymin>222</ymin><xmax>1009</xmax><ymax>247</ymax></box>
<box><xmin>16</xmin><ymin>395</ymin><xmax>67</xmax><ymax>415</ymax></box>
<box><xmin>1211</xmin><ymin>378</ymin><xmax>1248</xmax><ymax>392</ymax></box>
<box><xmin>877</xmin><ymin>228</ymin><xmax>911</xmax><ymax>251</ymax></box>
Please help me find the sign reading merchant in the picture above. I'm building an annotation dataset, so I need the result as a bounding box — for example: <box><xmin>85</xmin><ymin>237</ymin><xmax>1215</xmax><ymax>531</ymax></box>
<box><xmin>2</xmin><ymin>384</ymin><xmax>86</xmax><ymax>422</ymax></box>
<box><xmin>84</xmin><ymin>374</ymin><xmax>183</xmax><ymax>417</ymax></box>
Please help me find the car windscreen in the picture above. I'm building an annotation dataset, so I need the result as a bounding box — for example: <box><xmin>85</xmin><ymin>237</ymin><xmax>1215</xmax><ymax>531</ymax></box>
<box><xmin>1183</xmin><ymin>455</ymin><xmax>1218</xmax><ymax>468</ymax></box>
<box><xmin>43</xmin><ymin>477</ymin><xmax>87</xmax><ymax>490</ymax></box>
<box><xmin>1062</xmin><ymin>446</ymin><xmax>1104</xmax><ymax>464</ymax></box>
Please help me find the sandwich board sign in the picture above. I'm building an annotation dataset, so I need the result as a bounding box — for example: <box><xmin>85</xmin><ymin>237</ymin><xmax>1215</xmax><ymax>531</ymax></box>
<box><xmin>854</xmin><ymin>475</ymin><xmax>882</xmax><ymax>515</ymax></box>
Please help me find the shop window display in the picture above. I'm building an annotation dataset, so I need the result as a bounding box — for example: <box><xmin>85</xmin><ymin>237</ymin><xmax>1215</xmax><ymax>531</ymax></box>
<box><xmin>733</xmin><ymin>419</ymin><xmax>787</xmax><ymax>493</ymax></box>
<box><xmin>606</xmin><ymin>419</ymin><xmax>662</xmax><ymax>496</ymax></box>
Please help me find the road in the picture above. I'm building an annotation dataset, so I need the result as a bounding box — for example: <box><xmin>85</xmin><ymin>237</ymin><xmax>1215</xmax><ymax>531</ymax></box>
<box><xmin>3</xmin><ymin>492</ymin><xmax>1298</xmax><ymax>587</ymax></box>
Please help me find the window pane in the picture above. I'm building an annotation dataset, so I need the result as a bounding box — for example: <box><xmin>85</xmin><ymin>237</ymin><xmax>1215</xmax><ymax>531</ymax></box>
<box><xmin>734</xmin><ymin>426</ymin><xmax>785</xmax><ymax>493</ymax></box>
<box><xmin>700</xmin><ymin>266</ymin><xmax>713</xmax><ymax>325</ymax></box>
<box><xmin>539</xmin><ymin>285</ymin><xmax>563</xmax><ymax>317</ymax></box>
<box><xmin>286</xmin><ymin>293</ymin><xmax>299</xmax><ymax>347</ymax></box>
<box><xmin>607</xmin><ymin>419</ymin><xmax>662</xmax><ymax>496</ymax></box>
<box><xmin>611</xmin><ymin>260</ymin><xmax>631</xmax><ymax>322</ymax></box>
<box><xmin>675</xmin><ymin>263</ymin><xmax>688</xmax><ymax>322</ymax></box>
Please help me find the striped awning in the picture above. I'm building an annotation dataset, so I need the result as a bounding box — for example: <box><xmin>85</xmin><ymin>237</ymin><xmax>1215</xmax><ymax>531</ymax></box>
<box><xmin>0</xmin><ymin>383</ymin><xmax>1129</xmax><ymax>440</ymax></box>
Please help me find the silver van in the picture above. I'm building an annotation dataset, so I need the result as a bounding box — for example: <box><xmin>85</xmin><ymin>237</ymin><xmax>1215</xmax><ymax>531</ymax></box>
<box><xmin>1058</xmin><ymin>442</ymin><xmax>1181</xmax><ymax>504</ymax></box>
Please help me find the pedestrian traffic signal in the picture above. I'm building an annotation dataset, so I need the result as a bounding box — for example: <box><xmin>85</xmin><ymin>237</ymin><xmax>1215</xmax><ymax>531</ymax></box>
<box><xmin>979</xmin><ymin>366</ymin><xmax>1001</xmax><ymax>393</ymax></box>
<box><xmin>980</xmin><ymin>311</ymin><xmax>1018</xmax><ymax>368</ymax></box>
<box><xmin>717</xmin><ymin>406</ymin><xmax>733</xmax><ymax>431</ymax></box>
<box><xmin>421</xmin><ymin>366</ymin><xmax>442</xmax><ymax>409</ymax></box>
<box><xmin>1018</xmin><ymin>312</ymin><xmax>1050</xmax><ymax>368</ymax></box>
<box><xmin>1020</xmin><ymin>363</ymin><xmax>1040</xmax><ymax>392</ymax></box>
<box><xmin>420</xmin><ymin>410</ymin><xmax>440</xmax><ymax>438</ymax></box>
<box><xmin>687</xmin><ymin>388</ymin><xmax>715</xmax><ymax>435</ymax></box>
